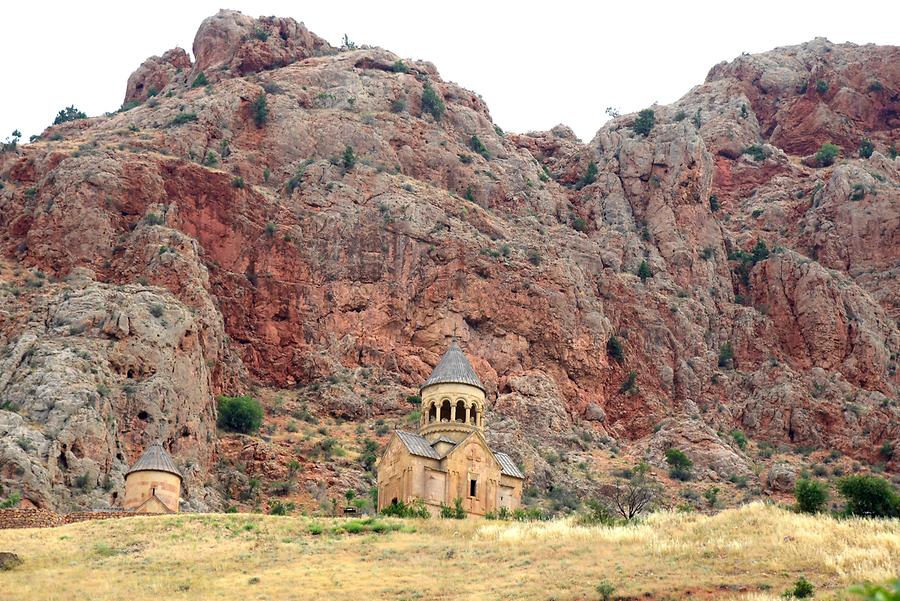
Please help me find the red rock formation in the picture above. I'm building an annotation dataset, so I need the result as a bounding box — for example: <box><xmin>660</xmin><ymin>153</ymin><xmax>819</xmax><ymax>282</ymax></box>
<box><xmin>0</xmin><ymin>14</ymin><xmax>896</xmax><ymax>510</ymax></box>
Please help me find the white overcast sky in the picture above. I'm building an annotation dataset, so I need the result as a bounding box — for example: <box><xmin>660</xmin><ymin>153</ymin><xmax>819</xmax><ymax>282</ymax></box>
<box><xmin>1</xmin><ymin>1</ymin><xmax>897</xmax><ymax>142</ymax></box>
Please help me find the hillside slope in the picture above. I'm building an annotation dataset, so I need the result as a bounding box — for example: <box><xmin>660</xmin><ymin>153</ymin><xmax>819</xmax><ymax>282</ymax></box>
<box><xmin>0</xmin><ymin>10</ymin><xmax>897</xmax><ymax>511</ymax></box>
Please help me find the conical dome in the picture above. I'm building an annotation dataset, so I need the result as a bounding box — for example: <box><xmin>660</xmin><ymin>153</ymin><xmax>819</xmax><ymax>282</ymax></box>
<box><xmin>421</xmin><ymin>340</ymin><xmax>484</xmax><ymax>392</ymax></box>
<box><xmin>126</xmin><ymin>441</ymin><xmax>182</xmax><ymax>480</ymax></box>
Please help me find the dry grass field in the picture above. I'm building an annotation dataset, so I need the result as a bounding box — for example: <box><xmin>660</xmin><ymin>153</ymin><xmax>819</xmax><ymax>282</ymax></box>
<box><xmin>0</xmin><ymin>502</ymin><xmax>897</xmax><ymax>600</ymax></box>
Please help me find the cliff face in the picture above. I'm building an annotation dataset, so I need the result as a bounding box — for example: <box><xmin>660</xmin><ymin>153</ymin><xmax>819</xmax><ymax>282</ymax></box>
<box><xmin>0</xmin><ymin>10</ymin><xmax>896</xmax><ymax>510</ymax></box>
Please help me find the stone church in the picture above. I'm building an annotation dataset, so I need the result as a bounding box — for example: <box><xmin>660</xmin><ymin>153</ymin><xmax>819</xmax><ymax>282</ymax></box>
<box><xmin>377</xmin><ymin>341</ymin><xmax>524</xmax><ymax>517</ymax></box>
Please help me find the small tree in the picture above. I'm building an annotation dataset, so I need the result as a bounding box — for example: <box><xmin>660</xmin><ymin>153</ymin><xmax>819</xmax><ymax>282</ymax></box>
<box><xmin>665</xmin><ymin>448</ymin><xmax>693</xmax><ymax>481</ymax></box>
<box><xmin>618</xmin><ymin>371</ymin><xmax>638</xmax><ymax>395</ymax></box>
<box><xmin>837</xmin><ymin>475</ymin><xmax>899</xmax><ymax>518</ymax></box>
<box><xmin>1</xmin><ymin>130</ymin><xmax>21</xmax><ymax>152</ymax></box>
<box><xmin>53</xmin><ymin>105</ymin><xmax>87</xmax><ymax>125</ymax></box>
<box><xmin>815</xmin><ymin>143</ymin><xmax>840</xmax><ymax>167</ymax></box>
<box><xmin>858</xmin><ymin>139</ymin><xmax>874</xmax><ymax>159</ymax></box>
<box><xmin>421</xmin><ymin>82</ymin><xmax>445</xmax><ymax>121</ymax></box>
<box><xmin>576</xmin><ymin>161</ymin><xmax>598</xmax><ymax>189</ymax></box>
<box><xmin>191</xmin><ymin>72</ymin><xmax>208</xmax><ymax>88</ymax></box>
<box><xmin>637</xmin><ymin>260</ymin><xmax>652</xmax><ymax>282</ymax></box>
<box><xmin>786</xmin><ymin>577</ymin><xmax>815</xmax><ymax>599</ymax></box>
<box><xmin>606</xmin><ymin>336</ymin><xmax>624</xmax><ymax>364</ymax></box>
<box><xmin>718</xmin><ymin>342</ymin><xmax>734</xmax><ymax>369</ymax></box>
<box><xmin>217</xmin><ymin>395</ymin><xmax>263</xmax><ymax>434</ymax></box>
<box><xmin>751</xmin><ymin>239</ymin><xmax>770</xmax><ymax>262</ymax></box>
<box><xmin>794</xmin><ymin>478</ymin><xmax>828</xmax><ymax>514</ymax></box>
<box><xmin>709</xmin><ymin>194</ymin><xmax>720</xmax><ymax>212</ymax></box>
<box><xmin>632</xmin><ymin>109</ymin><xmax>656</xmax><ymax>136</ymax></box>
<box><xmin>603</xmin><ymin>464</ymin><xmax>660</xmax><ymax>519</ymax></box>
<box><xmin>252</xmin><ymin>93</ymin><xmax>269</xmax><ymax>127</ymax></box>
<box><xmin>342</xmin><ymin>145</ymin><xmax>356</xmax><ymax>171</ymax></box>
<box><xmin>469</xmin><ymin>135</ymin><xmax>490</xmax><ymax>159</ymax></box>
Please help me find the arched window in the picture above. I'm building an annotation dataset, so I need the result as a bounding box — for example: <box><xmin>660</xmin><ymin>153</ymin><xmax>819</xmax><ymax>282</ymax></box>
<box><xmin>455</xmin><ymin>400</ymin><xmax>466</xmax><ymax>422</ymax></box>
<box><xmin>428</xmin><ymin>402</ymin><xmax>437</xmax><ymax>423</ymax></box>
<box><xmin>470</xmin><ymin>403</ymin><xmax>478</xmax><ymax>426</ymax></box>
<box><xmin>439</xmin><ymin>399</ymin><xmax>451</xmax><ymax>422</ymax></box>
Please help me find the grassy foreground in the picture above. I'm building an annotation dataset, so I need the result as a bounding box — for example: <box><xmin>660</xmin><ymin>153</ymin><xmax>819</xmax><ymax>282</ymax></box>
<box><xmin>0</xmin><ymin>502</ymin><xmax>897</xmax><ymax>600</ymax></box>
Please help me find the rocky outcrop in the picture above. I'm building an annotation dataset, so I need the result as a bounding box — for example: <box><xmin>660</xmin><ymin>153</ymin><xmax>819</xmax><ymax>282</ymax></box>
<box><xmin>0</xmin><ymin>14</ymin><xmax>896</xmax><ymax>510</ymax></box>
<box><xmin>123</xmin><ymin>48</ymin><xmax>192</xmax><ymax>104</ymax></box>
<box><xmin>192</xmin><ymin>10</ymin><xmax>333</xmax><ymax>78</ymax></box>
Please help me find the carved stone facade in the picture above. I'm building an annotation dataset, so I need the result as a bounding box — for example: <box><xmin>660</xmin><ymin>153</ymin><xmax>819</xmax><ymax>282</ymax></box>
<box><xmin>376</xmin><ymin>341</ymin><xmax>524</xmax><ymax>517</ymax></box>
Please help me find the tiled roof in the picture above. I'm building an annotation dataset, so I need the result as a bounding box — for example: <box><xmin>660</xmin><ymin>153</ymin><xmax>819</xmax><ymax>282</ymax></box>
<box><xmin>396</xmin><ymin>431</ymin><xmax>441</xmax><ymax>460</ymax></box>
<box><xmin>421</xmin><ymin>340</ymin><xmax>485</xmax><ymax>392</ymax></box>
<box><xmin>494</xmin><ymin>452</ymin><xmax>525</xmax><ymax>479</ymax></box>
<box><xmin>126</xmin><ymin>442</ymin><xmax>182</xmax><ymax>479</ymax></box>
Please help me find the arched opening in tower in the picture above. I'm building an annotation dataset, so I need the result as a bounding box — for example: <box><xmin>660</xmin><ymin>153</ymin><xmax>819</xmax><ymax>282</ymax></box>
<box><xmin>439</xmin><ymin>400</ymin><xmax>451</xmax><ymax>422</ymax></box>
<box><xmin>455</xmin><ymin>400</ymin><xmax>466</xmax><ymax>422</ymax></box>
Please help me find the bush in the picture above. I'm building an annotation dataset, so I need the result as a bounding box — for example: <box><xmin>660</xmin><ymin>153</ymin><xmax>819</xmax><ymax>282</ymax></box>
<box><xmin>731</xmin><ymin>430</ymin><xmax>747</xmax><ymax>450</ymax></box>
<box><xmin>526</xmin><ymin>248</ymin><xmax>542</xmax><ymax>266</ymax></box>
<box><xmin>576</xmin><ymin>161</ymin><xmax>598</xmax><ymax>189</ymax></box>
<box><xmin>191</xmin><ymin>72</ymin><xmax>208</xmax><ymax>88</ymax></box>
<box><xmin>0</xmin><ymin>491</ymin><xmax>21</xmax><ymax>509</ymax></box>
<box><xmin>217</xmin><ymin>395</ymin><xmax>263</xmax><ymax>434</ymax></box>
<box><xmin>149</xmin><ymin>304</ymin><xmax>164</xmax><ymax>318</ymax></box>
<box><xmin>380</xmin><ymin>498</ymin><xmax>430</xmax><ymax>518</ymax></box>
<box><xmin>785</xmin><ymin>577</ymin><xmax>815</xmax><ymax>599</ymax></box>
<box><xmin>440</xmin><ymin>497</ymin><xmax>467</xmax><ymax>519</ymax></box>
<box><xmin>815</xmin><ymin>143</ymin><xmax>840</xmax><ymax>167</ymax></box>
<box><xmin>709</xmin><ymin>194</ymin><xmax>719</xmax><ymax>212</ymax></box>
<box><xmin>742</xmin><ymin>145</ymin><xmax>769</xmax><ymax>162</ymax></box>
<box><xmin>718</xmin><ymin>342</ymin><xmax>734</xmax><ymax>369</ymax></box>
<box><xmin>268</xmin><ymin>500</ymin><xmax>295</xmax><ymax>515</ymax></box>
<box><xmin>618</xmin><ymin>371</ymin><xmax>638</xmax><ymax>395</ymax></box>
<box><xmin>391</xmin><ymin>60</ymin><xmax>409</xmax><ymax>74</ymax></box>
<box><xmin>596</xmin><ymin>580</ymin><xmax>617</xmax><ymax>601</ymax></box>
<box><xmin>571</xmin><ymin>216</ymin><xmax>588</xmax><ymax>232</ymax></box>
<box><xmin>606</xmin><ymin>336</ymin><xmax>624</xmax><ymax>364</ymax></box>
<box><xmin>666</xmin><ymin>448</ymin><xmax>693</xmax><ymax>481</ymax></box>
<box><xmin>880</xmin><ymin>441</ymin><xmax>894</xmax><ymax>460</ymax></box>
<box><xmin>1</xmin><ymin>130</ymin><xmax>21</xmax><ymax>152</ymax></box>
<box><xmin>391</xmin><ymin>98</ymin><xmax>406</xmax><ymax>113</ymax></box>
<box><xmin>421</xmin><ymin>82</ymin><xmax>445</xmax><ymax>121</ymax></box>
<box><xmin>632</xmin><ymin>109</ymin><xmax>655</xmax><ymax>136</ymax></box>
<box><xmin>252</xmin><ymin>93</ymin><xmax>269</xmax><ymax>127</ymax></box>
<box><xmin>674</xmin><ymin>110</ymin><xmax>687</xmax><ymax>122</ymax></box>
<box><xmin>232</xmin><ymin>176</ymin><xmax>245</xmax><ymax>189</ymax></box>
<box><xmin>837</xmin><ymin>475</ymin><xmax>899</xmax><ymax>518</ymax></box>
<box><xmin>469</xmin><ymin>135</ymin><xmax>490</xmax><ymax>159</ymax></box>
<box><xmin>53</xmin><ymin>106</ymin><xmax>87</xmax><ymax>125</ymax></box>
<box><xmin>637</xmin><ymin>260</ymin><xmax>652</xmax><ymax>282</ymax></box>
<box><xmin>850</xmin><ymin>580</ymin><xmax>900</xmax><ymax>601</ymax></box>
<box><xmin>794</xmin><ymin>478</ymin><xmax>828</xmax><ymax>514</ymax></box>
<box><xmin>859</xmin><ymin>139</ymin><xmax>874</xmax><ymax>159</ymax></box>
<box><xmin>342</xmin><ymin>145</ymin><xmax>356</xmax><ymax>171</ymax></box>
<box><xmin>816</xmin><ymin>79</ymin><xmax>829</xmax><ymax>94</ymax></box>
<box><xmin>170</xmin><ymin>112</ymin><xmax>198</xmax><ymax>126</ymax></box>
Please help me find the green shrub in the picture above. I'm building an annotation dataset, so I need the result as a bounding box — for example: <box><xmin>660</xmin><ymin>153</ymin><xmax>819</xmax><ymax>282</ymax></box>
<box><xmin>232</xmin><ymin>177</ymin><xmax>245</xmax><ymax>189</ymax></box>
<box><xmin>786</xmin><ymin>576</ymin><xmax>815</xmax><ymax>599</ymax></box>
<box><xmin>637</xmin><ymin>260</ymin><xmax>652</xmax><ymax>282</ymax></box>
<box><xmin>618</xmin><ymin>371</ymin><xmax>638</xmax><ymax>395</ymax></box>
<box><xmin>731</xmin><ymin>430</ymin><xmax>747</xmax><ymax>450</ymax></box>
<box><xmin>815</xmin><ymin>143</ymin><xmax>840</xmax><ymax>167</ymax></box>
<box><xmin>571</xmin><ymin>216</ymin><xmax>588</xmax><ymax>232</ymax></box>
<box><xmin>606</xmin><ymin>336</ymin><xmax>624</xmax><ymax>364</ymax></box>
<box><xmin>1</xmin><ymin>130</ymin><xmax>21</xmax><ymax>152</ymax></box>
<box><xmin>308</xmin><ymin>522</ymin><xmax>324</xmax><ymax>535</ymax></box>
<box><xmin>217</xmin><ymin>395</ymin><xmax>263</xmax><ymax>434</ymax></box>
<box><xmin>816</xmin><ymin>79</ymin><xmax>828</xmax><ymax>94</ymax></box>
<box><xmin>880</xmin><ymin>441</ymin><xmax>894</xmax><ymax>460</ymax></box>
<box><xmin>867</xmin><ymin>81</ymin><xmax>884</xmax><ymax>93</ymax></box>
<box><xmin>469</xmin><ymin>135</ymin><xmax>490</xmax><ymax>159</ymax></box>
<box><xmin>709</xmin><ymin>194</ymin><xmax>719</xmax><ymax>212</ymax></box>
<box><xmin>718</xmin><ymin>341</ymin><xmax>734</xmax><ymax>369</ymax></box>
<box><xmin>252</xmin><ymin>93</ymin><xmax>269</xmax><ymax>127</ymax></box>
<box><xmin>526</xmin><ymin>248</ymin><xmax>542</xmax><ymax>266</ymax></box>
<box><xmin>53</xmin><ymin>105</ymin><xmax>87</xmax><ymax>125</ymax></box>
<box><xmin>149</xmin><ymin>304</ymin><xmax>164</xmax><ymax>318</ymax></box>
<box><xmin>674</xmin><ymin>110</ymin><xmax>687</xmax><ymax>122</ymax></box>
<box><xmin>850</xmin><ymin>580</ymin><xmax>900</xmax><ymax>601</ymax></box>
<box><xmin>632</xmin><ymin>109</ymin><xmax>655</xmax><ymax>136</ymax></box>
<box><xmin>837</xmin><ymin>475</ymin><xmax>899</xmax><ymax>518</ymax></box>
<box><xmin>751</xmin><ymin>239</ymin><xmax>770</xmax><ymax>262</ymax></box>
<box><xmin>342</xmin><ymin>145</ymin><xmax>356</xmax><ymax>171</ymax></box>
<box><xmin>391</xmin><ymin>60</ymin><xmax>409</xmax><ymax>74</ymax></box>
<box><xmin>440</xmin><ymin>497</ymin><xmax>466</xmax><ymax>519</ymax></box>
<box><xmin>421</xmin><ymin>82</ymin><xmax>445</xmax><ymax>121</ymax></box>
<box><xmin>252</xmin><ymin>28</ymin><xmax>269</xmax><ymax>42</ymax></box>
<box><xmin>145</xmin><ymin>213</ymin><xmax>165</xmax><ymax>226</ymax></box>
<box><xmin>794</xmin><ymin>478</ymin><xmax>828</xmax><ymax>514</ymax></box>
<box><xmin>742</xmin><ymin>145</ymin><xmax>769</xmax><ymax>161</ymax></box>
<box><xmin>268</xmin><ymin>500</ymin><xmax>295</xmax><ymax>515</ymax></box>
<box><xmin>850</xmin><ymin>184</ymin><xmax>866</xmax><ymax>201</ymax></box>
<box><xmin>170</xmin><ymin>112</ymin><xmax>198</xmax><ymax>126</ymax></box>
<box><xmin>596</xmin><ymin>579</ymin><xmax>617</xmax><ymax>601</ymax></box>
<box><xmin>464</xmin><ymin>185</ymin><xmax>476</xmax><ymax>202</ymax></box>
<box><xmin>191</xmin><ymin>72</ymin><xmax>208</xmax><ymax>88</ymax></box>
<box><xmin>380</xmin><ymin>498</ymin><xmax>430</xmax><ymax>518</ymax></box>
<box><xmin>665</xmin><ymin>448</ymin><xmax>693</xmax><ymax>481</ymax></box>
<box><xmin>0</xmin><ymin>491</ymin><xmax>21</xmax><ymax>509</ymax></box>
<box><xmin>858</xmin><ymin>139</ymin><xmax>874</xmax><ymax>159</ymax></box>
<box><xmin>576</xmin><ymin>161</ymin><xmax>598</xmax><ymax>189</ymax></box>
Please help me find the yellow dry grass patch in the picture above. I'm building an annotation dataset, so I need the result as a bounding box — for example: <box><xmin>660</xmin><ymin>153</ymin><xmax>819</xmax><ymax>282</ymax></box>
<box><xmin>0</xmin><ymin>502</ymin><xmax>896</xmax><ymax>600</ymax></box>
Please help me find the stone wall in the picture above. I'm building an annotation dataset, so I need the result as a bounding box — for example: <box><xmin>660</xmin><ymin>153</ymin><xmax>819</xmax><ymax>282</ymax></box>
<box><xmin>0</xmin><ymin>508</ymin><xmax>160</xmax><ymax>530</ymax></box>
